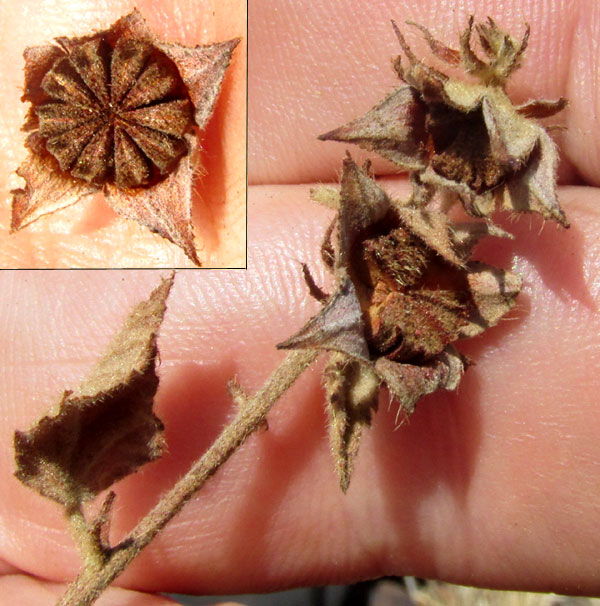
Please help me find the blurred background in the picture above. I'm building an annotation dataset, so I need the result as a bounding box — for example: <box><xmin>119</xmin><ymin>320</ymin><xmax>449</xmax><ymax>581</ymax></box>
<box><xmin>169</xmin><ymin>578</ymin><xmax>600</xmax><ymax>606</ymax></box>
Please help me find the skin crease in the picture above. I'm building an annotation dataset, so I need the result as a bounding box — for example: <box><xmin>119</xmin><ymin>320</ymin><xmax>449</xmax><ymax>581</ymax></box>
<box><xmin>0</xmin><ymin>0</ymin><xmax>246</xmax><ymax>268</ymax></box>
<box><xmin>1</xmin><ymin>0</ymin><xmax>600</xmax><ymax>604</ymax></box>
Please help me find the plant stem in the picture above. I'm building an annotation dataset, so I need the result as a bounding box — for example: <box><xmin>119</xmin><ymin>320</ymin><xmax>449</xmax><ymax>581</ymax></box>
<box><xmin>67</xmin><ymin>506</ymin><xmax>105</xmax><ymax>571</ymax></box>
<box><xmin>56</xmin><ymin>348</ymin><xmax>319</xmax><ymax>606</ymax></box>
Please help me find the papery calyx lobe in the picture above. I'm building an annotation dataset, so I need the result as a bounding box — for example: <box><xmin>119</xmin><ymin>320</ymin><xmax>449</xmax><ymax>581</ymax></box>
<box><xmin>319</xmin><ymin>17</ymin><xmax>568</xmax><ymax>227</ymax></box>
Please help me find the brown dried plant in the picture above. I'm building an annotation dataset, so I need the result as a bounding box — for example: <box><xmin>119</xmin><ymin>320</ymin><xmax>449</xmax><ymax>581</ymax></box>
<box><xmin>279</xmin><ymin>155</ymin><xmax>521</xmax><ymax>491</ymax></box>
<box><xmin>14</xmin><ymin>275</ymin><xmax>317</xmax><ymax>605</ymax></box>
<box><xmin>14</xmin><ymin>155</ymin><xmax>523</xmax><ymax>606</ymax></box>
<box><xmin>320</xmin><ymin>17</ymin><xmax>569</xmax><ymax>227</ymax></box>
<box><xmin>12</xmin><ymin>16</ymin><xmax>568</xmax><ymax>606</ymax></box>
<box><xmin>294</xmin><ymin>16</ymin><xmax>569</xmax><ymax>490</ymax></box>
<box><xmin>15</xmin><ymin>275</ymin><xmax>172</xmax><ymax>568</ymax></box>
<box><xmin>10</xmin><ymin>9</ymin><xmax>240</xmax><ymax>266</ymax></box>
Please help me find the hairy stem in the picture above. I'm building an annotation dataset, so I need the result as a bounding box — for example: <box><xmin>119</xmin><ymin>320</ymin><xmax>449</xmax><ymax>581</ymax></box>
<box><xmin>56</xmin><ymin>348</ymin><xmax>319</xmax><ymax>606</ymax></box>
<box><xmin>67</xmin><ymin>506</ymin><xmax>106</xmax><ymax>571</ymax></box>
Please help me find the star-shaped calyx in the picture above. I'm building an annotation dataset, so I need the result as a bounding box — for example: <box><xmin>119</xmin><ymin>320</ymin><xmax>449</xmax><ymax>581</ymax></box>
<box><xmin>278</xmin><ymin>155</ymin><xmax>521</xmax><ymax>491</ymax></box>
<box><xmin>319</xmin><ymin>17</ymin><xmax>568</xmax><ymax>228</ymax></box>
<box><xmin>11</xmin><ymin>10</ymin><xmax>240</xmax><ymax>266</ymax></box>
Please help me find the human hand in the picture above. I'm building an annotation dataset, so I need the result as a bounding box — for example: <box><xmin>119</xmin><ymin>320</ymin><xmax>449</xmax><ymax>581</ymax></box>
<box><xmin>248</xmin><ymin>0</ymin><xmax>600</xmax><ymax>596</ymax></box>
<box><xmin>1</xmin><ymin>0</ymin><xmax>600</xmax><ymax>604</ymax></box>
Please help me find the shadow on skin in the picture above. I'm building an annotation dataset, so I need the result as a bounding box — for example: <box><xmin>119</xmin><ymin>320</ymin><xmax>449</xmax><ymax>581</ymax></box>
<box><xmin>110</xmin><ymin>357</ymin><xmax>326</xmax><ymax>592</ymax></box>
<box><xmin>69</xmin><ymin>193</ymin><xmax>118</xmax><ymax>235</ymax></box>
<box><xmin>193</xmin><ymin>71</ymin><xmax>235</xmax><ymax>259</ymax></box>
<box><xmin>475</xmin><ymin>210</ymin><xmax>595</xmax><ymax>311</ymax></box>
<box><xmin>111</xmin><ymin>359</ymin><xmax>238</xmax><ymax>545</ymax></box>
<box><xmin>370</xmin><ymin>369</ymin><xmax>483</xmax><ymax>575</ymax></box>
<box><xmin>218</xmin><ymin>373</ymin><xmax>326</xmax><ymax>584</ymax></box>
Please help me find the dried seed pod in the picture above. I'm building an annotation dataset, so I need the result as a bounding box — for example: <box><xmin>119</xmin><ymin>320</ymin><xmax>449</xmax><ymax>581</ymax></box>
<box><xmin>36</xmin><ymin>37</ymin><xmax>193</xmax><ymax>188</ymax></box>
<box><xmin>279</xmin><ymin>156</ymin><xmax>521</xmax><ymax>491</ymax></box>
<box><xmin>11</xmin><ymin>10</ymin><xmax>240</xmax><ymax>266</ymax></box>
<box><xmin>320</xmin><ymin>17</ymin><xmax>568</xmax><ymax>227</ymax></box>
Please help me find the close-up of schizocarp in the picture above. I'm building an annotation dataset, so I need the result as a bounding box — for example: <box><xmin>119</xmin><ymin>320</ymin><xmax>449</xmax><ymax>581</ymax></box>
<box><xmin>8</xmin><ymin>9</ymin><xmax>244</xmax><ymax>267</ymax></box>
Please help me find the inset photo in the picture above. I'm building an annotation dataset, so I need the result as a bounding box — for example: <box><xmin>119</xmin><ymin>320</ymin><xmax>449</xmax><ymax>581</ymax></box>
<box><xmin>1</xmin><ymin>0</ymin><xmax>246</xmax><ymax>268</ymax></box>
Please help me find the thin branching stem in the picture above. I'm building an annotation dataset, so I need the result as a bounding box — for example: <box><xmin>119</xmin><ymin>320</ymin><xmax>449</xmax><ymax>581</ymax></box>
<box><xmin>56</xmin><ymin>348</ymin><xmax>319</xmax><ymax>606</ymax></box>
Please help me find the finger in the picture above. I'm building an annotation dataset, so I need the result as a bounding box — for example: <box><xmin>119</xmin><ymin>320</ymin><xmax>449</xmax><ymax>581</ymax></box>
<box><xmin>0</xmin><ymin>572</ymin><xmax>179</xmax><ymax>605</ymax></box>
<box><xmin>0</xmin><ymin>0</ymin><xmax>245</xmax><ymax>268</ymax></box>
<box><xmin>1</xmin><ymin>183</ymin><xmax>599</xmax><ymax>595</ymax></box>
<box><xmin>249</xmin><ymin>0</ymin><xmax>597</xmax><ymax>187</ymax></box>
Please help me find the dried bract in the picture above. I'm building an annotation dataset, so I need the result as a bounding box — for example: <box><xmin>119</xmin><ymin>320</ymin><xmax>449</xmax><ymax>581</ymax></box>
<box><xmin>14</xmin><ymin>274</ymin><xmax>173</xmax><ymax>509</ymax></box>
<box><xmin>320</xmin><ymin>17</ymin><xmax>568</xmax><ymax>227</ymax></box>
<box><xmin>11</xmin><ymin>10</ymin><xmax>240</xmax><ymax>266</ymax></box>
<box><xmin>279</xmin><ymin>156</ymin><xmax>521</xmax><ymax>491</ymax></box>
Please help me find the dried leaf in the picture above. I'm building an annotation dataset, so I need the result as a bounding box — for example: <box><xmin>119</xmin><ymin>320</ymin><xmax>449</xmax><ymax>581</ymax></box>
<box><xmin>10</xmin><ymin>9</ymin><xmax>240</xmax><ymax>265</ymax></box>
<box><xmin>14</xmin><ymin>274</ymin><xmax>173</xmax><ymax>508</ymax></box>
<box><xmin>320</xmin><ymin>17</ymin><xmax>568</xmax><ymax>227</ymax></box>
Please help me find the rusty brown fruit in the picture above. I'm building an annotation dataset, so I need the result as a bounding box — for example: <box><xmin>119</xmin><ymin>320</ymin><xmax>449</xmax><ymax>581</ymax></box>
<box><xmin>34</xmin><ymin>37</ymin><xmax>194</xmax><ymax>189</ymax></box>
<box><xmin>279</xmin><ymin>155</ymin><xmax>521</xmax><ymax>491</ymax></box>
<box><xmin>11</xmin><ymin>10</ymin><xmax>240</xmax><ymax>266</ymax></box>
